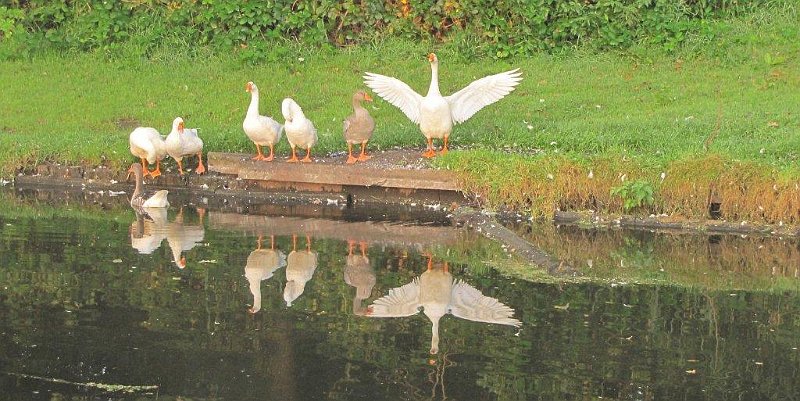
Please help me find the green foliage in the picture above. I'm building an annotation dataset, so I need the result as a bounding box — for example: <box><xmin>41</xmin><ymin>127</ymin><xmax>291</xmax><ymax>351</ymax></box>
<box><xmin>611</xmin><ymin>179</ymin><xmax>655</xmax><ymax>211</ymax></box>
<box><xmin>0</xmin><ymin>0</ymin><xmax>788</xmax><ymax>58</ymax></box>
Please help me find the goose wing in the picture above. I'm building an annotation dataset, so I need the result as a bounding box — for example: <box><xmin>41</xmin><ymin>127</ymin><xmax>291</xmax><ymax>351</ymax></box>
<box><xmin>449</xmin><ymin>280</ymin><xmax>521</xmax><ymax>326</ymax></box>
<box><xmin>366</xmin><ymin>278</ymin><xmax>421</xmax><ymax>317</ymax></box>
<box><xmin>445</xmin><ymin>69</ymin><xmax>523</xmax><ymax>124</ymax></box>
<box><xmin>363</xmin><ymin>72</ymin><xmax>424</xmax><ymax>124</ymax></box>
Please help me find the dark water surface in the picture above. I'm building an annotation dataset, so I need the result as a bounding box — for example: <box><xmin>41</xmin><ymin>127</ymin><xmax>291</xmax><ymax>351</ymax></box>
<box><xmin>0</xmin><ymin>188</ymin><xmax>798</xmax><ymax>400</ymax></box>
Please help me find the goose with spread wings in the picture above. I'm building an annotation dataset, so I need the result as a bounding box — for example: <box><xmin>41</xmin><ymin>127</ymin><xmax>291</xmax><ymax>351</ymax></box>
<box><xmin>364</xmin><ymin>257</ymin><xmax>521</xmax><ymax>354</ymax></box>
<box><xmin>364</xmin><ymin>53</ymin><xmax>522</xmax><ymax>158</ymax></box>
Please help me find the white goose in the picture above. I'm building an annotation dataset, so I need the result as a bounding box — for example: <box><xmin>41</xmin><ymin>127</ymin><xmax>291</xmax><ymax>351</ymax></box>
<box><xmin>365</xmin><ymin>256</ymin><xmax>521</xmax><ymax>354</ymax></box>
<box><xmin>283</xmin><ymin>235</ymin><xmax>318</xmax><ymax>306</ymax></box>
<box><xmin>245</xmin><ymin>235</ymin><xmax>287</xmax><ymax>314</ymax></box>
<box><xmin>165</xmin><ymin>117</ymin><xmax>205</xmax><ymax>175</ymax></box>
<box><xmin>165</xmin><ymin>207</ymin><xmax>205</xmax><ymax>269</ymax></box>
<box><xmin>129</xmin><ymin>206</ymin><xmax>169</xmax><ymax>255</ymax></box>
<box><xmin>364</xmin><ymin>53</ymin><xmax>522</xmax><ymax>157</ymax></box>
<box><xmin>244</xmin><ymin>81</ymin><xmax>283</xmax><ymax>161</ymax></box>
<box><xmin>129</xmin><ymin>125</ymin><xmax>168</xmax><ymax>178</ymax></box>
<box><xmin>281</xmin><ymin>98</ymin><xmax>318</xmax><ymax>163</ymax></box>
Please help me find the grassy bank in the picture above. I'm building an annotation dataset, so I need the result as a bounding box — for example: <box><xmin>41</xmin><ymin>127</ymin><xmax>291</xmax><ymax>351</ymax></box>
<box><xmin>1</xmin><ymin>6</ymin><xmax>798</xmax><ymax>221</ymax></box>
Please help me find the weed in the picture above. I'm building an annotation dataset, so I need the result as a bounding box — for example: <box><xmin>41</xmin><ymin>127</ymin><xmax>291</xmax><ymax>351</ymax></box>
<box><xmin>611</xmin><ymin>180</ymin><xmax>655</xmax><ymax>211</ymax></box>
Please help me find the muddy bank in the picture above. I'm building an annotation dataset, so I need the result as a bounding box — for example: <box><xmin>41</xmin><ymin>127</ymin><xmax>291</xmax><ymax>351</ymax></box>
<box><xmin>8</xmin><ymin>155</ymin><xmax>800</xmax><ymax>238</ymax></box>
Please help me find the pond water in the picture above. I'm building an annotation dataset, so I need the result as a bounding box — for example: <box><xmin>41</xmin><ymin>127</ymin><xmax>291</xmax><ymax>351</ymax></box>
<box><xmin>0</xmin><ymin>188</ymin><xmax>799</xmax><ymax>401</ymax></box>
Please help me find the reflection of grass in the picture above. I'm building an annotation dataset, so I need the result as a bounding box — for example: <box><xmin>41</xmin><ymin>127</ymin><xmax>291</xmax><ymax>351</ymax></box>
<box><xmin>489</xmin><ymin>223</ymin><xmax>800</xmax><ymax>292</ymax></box>
<box><xmin>0</xmin><ymin>189</ymin><xmax>133</xmax><ymax>222</ymax></box>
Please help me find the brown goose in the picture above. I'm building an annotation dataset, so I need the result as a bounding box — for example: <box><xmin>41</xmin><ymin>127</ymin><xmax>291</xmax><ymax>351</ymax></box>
<box><xmin>127</xmin><ymin>163</ymin><xmax>169</xmax><ymax>208</ymax></box>
<box><xmin>343</xmin><ymin>91</ymin><xmax>375</xmax><ymax>164</ymax></box>
<box><xmin>344</xmin><ymin>240</ymin><xmax>376</xmax><ymax>315</ymax></box>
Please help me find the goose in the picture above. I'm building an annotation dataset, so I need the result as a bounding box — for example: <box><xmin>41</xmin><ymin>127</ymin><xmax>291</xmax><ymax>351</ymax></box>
<box><xmin>166</xmin><ymin>207</ymin><xmax>205</xmax><ymax>269</ymax></box>
<box><xmin>244</xmin><ymin>81</ymin><xmax>284</xmax><ymax>161</ymax></box>
<box><xmin>245</xmin><ymin>235</ymin><xmax>287</xmax><ymax>313</ymax></box>
<box><xmin>365</xmin><ymin>256</ymin><xmax>521</xmax><ymax>354</ymax></box>
<box><xmin>129</xmin><ymin>125</ymin><xmax>168</xmax><ymax>178</ymax></box>
<box><xmin>129</xmin><ymin>206</ymin><xmax>169</xmax><ymax>255</ymax></box>
<box><xmin>281</xmin><ymin>98</ymin><xmax>318</xmax><ymax>163</ymax></box>
<box><xmin>364</xmin><ymin>53</ymin><xmax>522</xmax><ymax>157</ymax></box>
<box><xmin>344</xmin><ymin>241</ymin><xmax>376</xmax><ymax>315</ymax></box>
<box><xmin>343</xmin><ymin>91</ymin><xmax>376</xmax><ymax>164</ymax></box>
<box><xmin>165</xmin><ymin>117</ymin><xmax>205</xmax><ymax>175</ymax></box>
<box><xmin>127</xmin><ymin>163</ymin><xmax>169</xmax><ymax>208</ymax></box>
<box><xmin>283</xmin><ymin>234</ymin><xmax>318</xmax><ymax>306</ymax></box>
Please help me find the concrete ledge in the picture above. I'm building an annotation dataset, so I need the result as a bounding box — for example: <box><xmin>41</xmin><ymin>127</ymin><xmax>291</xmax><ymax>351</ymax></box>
<box><xmin>208</xmin><ymin>151</ymin><xmax>461</xmax><ymax>192</ymax></box>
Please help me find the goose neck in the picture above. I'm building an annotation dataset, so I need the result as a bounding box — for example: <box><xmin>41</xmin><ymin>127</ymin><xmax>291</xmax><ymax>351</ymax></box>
<box><xmin>427</xmin><ymin>62</ymin><xmax>441</xmax><ymax>96</ymax></box>
<box><xmin>247</xmin><ymin>89</ymin><xmax>260</xmax><ymax>117</ymax></box>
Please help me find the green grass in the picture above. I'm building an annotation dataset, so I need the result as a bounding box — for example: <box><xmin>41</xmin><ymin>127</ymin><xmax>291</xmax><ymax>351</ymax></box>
<box><xmin>0</xmin><ymin>6</ymin><xmax>798</xmax><ymax>220</ymax></box>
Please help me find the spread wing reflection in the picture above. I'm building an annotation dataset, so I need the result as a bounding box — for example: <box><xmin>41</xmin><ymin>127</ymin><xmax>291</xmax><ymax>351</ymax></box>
<box><xmin>366</xmin><ymin>256</ymin><xmax>521</xmax><ymax>354</ymax></box>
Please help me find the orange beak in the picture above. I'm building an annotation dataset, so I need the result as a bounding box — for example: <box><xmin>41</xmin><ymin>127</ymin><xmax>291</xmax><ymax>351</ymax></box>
<box><xmin>126</xmin><ymin>166</ymin><xmax>134</xmax><ymax>181</ymax></box>
<box><xmin>245</xmin><ymin>82</ymin><xmax>252</xmax><ymax>92</ymax></box>
<box><xmin>427</xmin><ymin>53</ymin><xmax>436</xmax><ymax>62</ymax></box>
<box><xmin>178</xmin><ymin>121</ymin><xmax>185</xmax><ymax>131</ymax></box>
<box><xmin>364</xmin><ymin>93</ymin><xmax>373</xmax><ymax>102</ymax></box>
<box><xmin>179</xmin><ymin>256</ymin><xmax>186</xmax><ymax>268</ymax></box>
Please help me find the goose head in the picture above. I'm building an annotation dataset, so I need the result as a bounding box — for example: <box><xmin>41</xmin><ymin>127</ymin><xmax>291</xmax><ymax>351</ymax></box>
<box><xmin>353</xmin><ymin>90</ymin><xmax>373</xmax><ymax>102</ymax></box>
<box><xmin>172</xmin><ymin>117</ymin><xmax>185</xmax><ymax>134</ymax></box>
<box><xmin>126</xmin><ymin>162</ymin><xmax>144</xmax><ymax>181</ymax></box>
<box><xmin>245</xmin><ymin>81</ymin><xmax>257</xmax><ymax>93</ymax></box>
<box><xmin>282</xmin><ymin>98</ymin><xmax>303</xmax><ymax>123</ymax></box>
<box><xmin>427</xmin><ymin>53</ymin><xmax>439</xmax><ymax>66</ymax></box>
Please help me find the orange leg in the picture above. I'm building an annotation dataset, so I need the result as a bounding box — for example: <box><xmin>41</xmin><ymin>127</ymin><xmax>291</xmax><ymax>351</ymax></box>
<box><xmin>140</xmin><ymin>157</ymin><xmax>148</xmax><ymax>172</ymax></box>
<box><xmin>256</xmin><ymin>235</ymin><xmax>263</xmax><ymax>250</ymax></box>
<box><xmin>287</xmin><ymin>146</ymin><xmax>299</xmax><ymax>163</ymax></box>
<box><xmin>357</xmin><ymin>142</ymin><xmax>372</xmax><ymax>161</ymax></box>
<box><xmin>348</xmin><ymin>240</ymin><xmax>355</xmax><ymax>255</ymax></box>
<box><xmin>346</xmin><ymin>143</ymin><xmax>357</xmax><ymax>164</ymax></box>
<box><xmin>149</xmin><ymin>160</ymin><xmax>162</xmax><ymax>178</ymax></box>
<box><xmin>270</xmin><ymin>235</ymin><xmax>275</xmax><ymax>250</ymax></box>
<box><xmin>292</xmin><ymin>234</ymin><xmax>298</xmax><ymax>250</ymax></box>
<box><xmin>195</xmin><ymin>152</ymin><xmax>206</xmax><ymax>174</ymax></box>
<box><xmin>360</xmin><ymin>241</ymin><xmax>367</xmax><ymax>256</ymax></box>
<box><xmin>264</xmin><ymin>144</ymin><xmax>275</xmax><ymax>162</ymax></box>
<box><xmin>426</xmin><ymin>254</ymin><xmax>433</xmax><ymax>271</ymax></box>
<box><xmin>422</xmin><ymin>137</ymin><xmax>436</xmax><ymax>158</ymax></box>
<box><xmin>306</xmin><ymin>235</ymin><xmax>312</xmax><ymax>251</ymax></box>
<box><xmin>176</xmin><ymin>158</ymin><xmax>185</xmax><ymax>176</ymax></box>
<box><xmin>252</xmin><ymin>144</ymin><xmax>265</xmax><ymax>160</ymax></box>
<box><xmin>440</xmin><ymin>136</ymin><xmax>449</xmax><ymax>155</ymax></box>
<box><xmin>301</xmin><ymin>147</ymin><xmax>312</xmax><ymax>163</ymax></box>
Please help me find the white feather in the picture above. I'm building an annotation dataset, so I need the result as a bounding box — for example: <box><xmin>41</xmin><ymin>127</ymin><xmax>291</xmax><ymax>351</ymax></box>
<box><xmin>363</xmin><ymin>72</ymin><xmax>423</xmax><ymax>124</ymax></box>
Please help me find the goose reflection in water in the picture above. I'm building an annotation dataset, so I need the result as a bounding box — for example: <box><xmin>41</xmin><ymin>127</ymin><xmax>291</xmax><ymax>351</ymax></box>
<box><xmin>130</xmin><ymin>206</ymin><xmax>169</xmax><ymax>255</ymax></box>
<box><xmin>166</xmin><ymin>207</ymin><xmax>205</xmax><ymax>268</ymax></box>
<box><xmin>344</xmin><ymin>240</ymin><xmax>376</xmax><ymax>315</ymax></box>
<box><xmin>284</xmin><ymin>234</ymin><xmax>318</xmax><ymax>307</ymax></box>
<box><xmin>365</xmin><ymin>255</ymin><xmax>521</xmax><ymax>354</ymax></box>
<box><xmin>245</xmin><ymin>235</ymin><xmax>287</xmax><ymax>314</ymax></box>
<box><xmin>129</xmin><ymin>207</ymin><xmax>205</xmax><ymax>269</ymax></box>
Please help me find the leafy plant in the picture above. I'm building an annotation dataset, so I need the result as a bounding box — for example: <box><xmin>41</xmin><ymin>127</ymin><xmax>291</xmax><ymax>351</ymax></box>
<box><xmin>610</xmin><ymin>179</ymin><xmax>656</xmax><ymax>211</ymax></box>
<box><xmin>1</xmin><ymin>0</ymin><xmax>782</xmax><ymax>57</ymax></box>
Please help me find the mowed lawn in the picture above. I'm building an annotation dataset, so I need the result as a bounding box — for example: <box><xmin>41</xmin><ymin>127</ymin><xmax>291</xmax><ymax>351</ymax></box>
<box><xmin>0</xmin><ymin>8</ymin><xmax>797</xmax><ymax>180</ymax></box>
